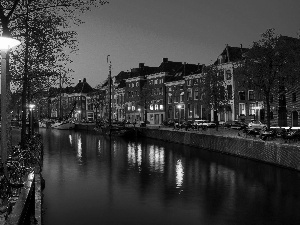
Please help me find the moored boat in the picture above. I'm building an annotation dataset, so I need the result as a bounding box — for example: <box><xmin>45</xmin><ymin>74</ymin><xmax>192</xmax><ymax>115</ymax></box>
<box><xmin>51</xmin><ymin>120</ymin><xmax>75</xmax><ymax>130</ymax></box>
<box><xmin>94</xmin><ymin>125</ymin><xmax>134</xmax><ymax>137</ymax></box>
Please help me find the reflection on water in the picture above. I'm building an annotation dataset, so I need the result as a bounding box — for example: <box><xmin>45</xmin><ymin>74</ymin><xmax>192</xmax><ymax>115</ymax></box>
<box><xmin>149</xmin><ymin>145</ymin><xmax>165</xmax><ymax>173</ymax></box>
<box><xmin>175</xmin><ymin>159</ymin><xmax>184</xmax><ymax>188</ymax></box>
<box><xmin>40</xmin><ymin>129</ymin><xmax>300</xmax><ymax>225</ymax></box>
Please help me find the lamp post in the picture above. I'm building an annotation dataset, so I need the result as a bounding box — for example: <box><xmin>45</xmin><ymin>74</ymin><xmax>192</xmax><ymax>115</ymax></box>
<box><xmin>77</xmin><ymin>110</ymin><xmax>81</xmax><ymax>122</ymax></box>
<box><xmin>1</xmin><ymin>37</ymin><xmax>20</xmax><ymax>172</ymax></box>
<box><xmin>29</xmin><ymin>104</ymin><xmax>35</xmax><ymax>137</ymax></box>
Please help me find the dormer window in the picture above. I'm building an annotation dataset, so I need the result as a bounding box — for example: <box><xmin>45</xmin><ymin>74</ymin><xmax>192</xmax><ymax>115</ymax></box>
<box><xmin>226</xmin><ymin>70</ymin><xmax>232</xmax><ymax>80</ymax></box>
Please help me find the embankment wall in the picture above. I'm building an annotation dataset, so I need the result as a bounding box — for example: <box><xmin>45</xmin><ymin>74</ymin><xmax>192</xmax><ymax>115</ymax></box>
<box><xmin>137</xmin><ymin>128</ymin><xmax>300</xmax><ymax>171</ymax></box>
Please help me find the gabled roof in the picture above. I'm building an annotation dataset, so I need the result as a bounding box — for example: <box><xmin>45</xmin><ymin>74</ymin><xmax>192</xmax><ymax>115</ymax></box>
<box><xmin>162</xmin><ymin>61</ymin><xmax>203</xmax><ymax>82</ymax></box>
<box><xmin>73</xmin><ymin>78</ymin><xmax>94</xmax><ymax>93</ymax></box>
<box><xmin>214</xmin><ymin>45</ymin><xmax>249</xmax><ymax>65</ymax></box>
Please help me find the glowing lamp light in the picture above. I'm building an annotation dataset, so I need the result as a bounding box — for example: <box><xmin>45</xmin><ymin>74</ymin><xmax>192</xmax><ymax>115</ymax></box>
<box><xmin>29</xmin><ymin>104</ymin><xmax>35</xmax><ymax>110</ymax></box>
<box><xmin>0</xmin><ymin>37</ymin><xmax>21</xmax><ymax>51</ymax></box>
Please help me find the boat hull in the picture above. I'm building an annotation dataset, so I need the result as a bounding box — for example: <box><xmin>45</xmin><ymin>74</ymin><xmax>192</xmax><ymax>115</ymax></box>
<box><xmin>94</xmin><ymin>126</ymin><xmax>134</xmax><ymax>137</ymax></box>
<box><xmin>51</xmin><ymin>122</ymin><xmax>75</xmax><ymax>130</ymax></box>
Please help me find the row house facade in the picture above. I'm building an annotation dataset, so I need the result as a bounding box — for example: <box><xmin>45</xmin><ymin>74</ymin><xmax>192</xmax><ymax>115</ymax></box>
<box><xmin>45</xmin><ymin>78</ymin><xmax>97</xmax><ymax>122</ymax></box>
<box><xmin>119</xmin><ymin>58</ymin><xmax>201</xmax><ymax>125</ymax></box>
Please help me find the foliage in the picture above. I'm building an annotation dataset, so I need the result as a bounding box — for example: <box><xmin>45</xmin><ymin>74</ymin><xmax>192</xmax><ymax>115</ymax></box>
<box><xmin>200</xmin><ymin>65</ymin><xmax>229</xmax><ymax>120</ymax></box>
<box><xmin>235</xmin><ymin>28</ymin><xmax>300</xmax><ymax>128</ymax></box>
<box><xmin>0</xmin><ymin>0</ymin><xmax>108</xmax><ymax>143</ymax></box>
<box><xmin>138</xmin><ymin>82</ymin><xmax>156</xmax><ymax>122</ymax></box>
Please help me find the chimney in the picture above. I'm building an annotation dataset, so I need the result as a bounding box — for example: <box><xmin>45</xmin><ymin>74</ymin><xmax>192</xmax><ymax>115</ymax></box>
<box><xmin>226</xmin><ymin>44</ymin><xmax>230</xmax><ymax>62</ymax></box>
<box><xmin>83</xmin><ymin>78</ymin><xmax>86</xmax><ymax>82</ymax></box>
<box><xmin>139</xmin><ymin>63</ymin><xmax>144</xmax><ymax>68</ymax></box>
<box><xmin>162</xmin><ymin>58</ymin><xmax>168</xmax><ymax>63</ymax></box>
<box><xmin>79</xmin><ymin>79</ymin><xmax>82</xmax><ymax>83</ymax></box>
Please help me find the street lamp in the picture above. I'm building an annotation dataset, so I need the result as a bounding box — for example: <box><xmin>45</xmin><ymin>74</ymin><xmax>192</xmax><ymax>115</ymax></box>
<box><xmin>0</xmin><ymin>36</ymin><xmax>21</xmax><ymax>173</ymax></box>
<box><xmin>77</xmin><ymin>110</ymin><xmax>81</xmax><ymax>122</ymax></box>
<box><xmin>29</xmin><ymin>104</ymin><xmax>35</xmax><ymax>136</ymax></box>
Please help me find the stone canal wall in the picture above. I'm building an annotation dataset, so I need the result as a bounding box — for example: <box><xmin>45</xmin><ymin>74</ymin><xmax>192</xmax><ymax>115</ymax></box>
<box><xmin>137</xmin><ymin>128</ymin><xmax>300</xmax><ymax>171</ymax></box>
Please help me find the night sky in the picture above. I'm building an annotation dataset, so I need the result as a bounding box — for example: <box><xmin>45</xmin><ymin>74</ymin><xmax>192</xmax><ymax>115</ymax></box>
<box><xmin>69</xmin><ymin>0</ymin><xmax>300</xmax><ymax>87</ymax></box>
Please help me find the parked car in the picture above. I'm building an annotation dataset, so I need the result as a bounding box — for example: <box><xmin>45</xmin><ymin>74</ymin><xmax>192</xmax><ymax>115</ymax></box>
<box><xmin>230</xmin><ymin>121</ymin><xmax>248</xmax><ymax>130</ymax></box>
<box><xmin>194</xmin><ymin>120</ymin><xmax>216</xmax><ymax>128</ymax></box>
<box><xmin>248</xmin><ymin>121</ymin><xmax>267</xmax><ymax>130</ymax></box>
<box><xmin>223</xmin><ymin>121</ymin><xmax>233</xmax><ymax>128</ymax></box>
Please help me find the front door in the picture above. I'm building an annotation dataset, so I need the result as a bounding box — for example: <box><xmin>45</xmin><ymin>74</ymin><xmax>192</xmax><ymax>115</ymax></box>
<box><xmin>292</xmin><ymin>111</ymin><xmax>298</xmax><ymax>127</ymax></box>
<box><xmin>154</xmin><ymin>114</ymin><xmax>159</xmax><ymax>124</ymax></box>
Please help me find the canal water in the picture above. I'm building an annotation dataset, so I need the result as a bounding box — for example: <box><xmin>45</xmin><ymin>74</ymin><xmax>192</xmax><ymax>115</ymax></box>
<box><xmin>40</xmin><ymin>129</ymin><xmax>300</xmax><ymax>225</ymax></box>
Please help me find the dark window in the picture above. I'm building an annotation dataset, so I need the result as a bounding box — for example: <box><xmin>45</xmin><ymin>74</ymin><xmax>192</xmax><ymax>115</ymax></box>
<box><xmin>292</xmin><ymin>93</ymin><xmax>296</xmax><ymax>102</ymax></box>
<box><xmin>227</xmin><ymin>85</ymin><xmax>232</xmax><ymax>99</ymax></box>
<box><xmin>239</xmin><ymin>91</ymin><xmax>245</xmax><ymax>100</ymax></box>
<box><xmin>270</xmin><ymin>111</ymin><xmax>274</xmax><ymax>120</ymax></box>
<box><xmin>270</xmin><ymin>94</ymin><xmax>274</xmax><ymax>103</ymax></box>
<box><xmin>248</xmin><ymin>90</ymin><xmax>255</xmax><ymax>101</ymax></box>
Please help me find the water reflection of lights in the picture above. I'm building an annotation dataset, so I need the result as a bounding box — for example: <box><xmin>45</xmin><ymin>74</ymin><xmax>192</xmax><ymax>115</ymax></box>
<box><xmin>128</xmin><ymin>143</ymin><xmax>142</xmax><ymax>170</ymax></box>
<box><xmin>97</xmin><ymin>140</ymin><xmax>102</xmax><ymax>154</ymax></box>
<box><xmin>176</xmin><ymin>159</ymin><xmax>184</xmax><ymax>188</ymax></box>
<box><xmin>69</xmin><ymin>135</ymin><xmax>73</xmax><ymax>145</ymax></box>
<box><xmin>77</xmin><ymin>135</ymin><xmax>82</xmax><ymax>162</ymax></box>
<box><xmin>149</xmin><ymin>145</ymin><xmax>165</xmax><ymax>173</ymax></box>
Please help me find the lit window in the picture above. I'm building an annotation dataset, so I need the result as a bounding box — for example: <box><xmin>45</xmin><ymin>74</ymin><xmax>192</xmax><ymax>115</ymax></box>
<box><xmin>132</xmin><ymin>106</ymin><xmax>135</xmax><ymax>111</ymax></box>
<box><xmin>249</xmin><ymin>103</ymin><xmax>255</xmax><ymax>115</ymax></box>
<box><xmin>160</xmin><ymin>105</ymin><xmax>163</xmax><ymax>110</ymax></box>
<box><xmin>239</xmin><ymin>103</ymin><xmax>246</xmax><ymax>115</ymax></box>
<box><xmin>150</xmin><ymin>105</ymin><xmax>153</xmax><ymax>110</ymax></box>
<box><xmin>155</xmin><ymin>104</ymin><xmax>158</xmax><ymax>110</ymax></box>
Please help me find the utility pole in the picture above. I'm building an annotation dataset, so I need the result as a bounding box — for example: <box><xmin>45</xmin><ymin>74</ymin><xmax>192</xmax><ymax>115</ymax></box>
<box><xmin>107</xmin><ymin>55</ymin><xmax>112</xmax><ymax>132</ymax></box>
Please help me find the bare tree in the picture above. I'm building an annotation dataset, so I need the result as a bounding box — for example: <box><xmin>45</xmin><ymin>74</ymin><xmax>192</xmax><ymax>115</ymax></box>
<box><xmin>200</xmin><ymin>65</ymin><xmax>229</xmax><ymax>130</ymax></box>
<box><xmin>235</xmin><ymin>28</ymin><xmax>300</xmax><ymax>129</ymax></box>
<box><xmin>138</xmin><ymin>83</ymin><xmax>156</xmax><ymax>125</ymax></box>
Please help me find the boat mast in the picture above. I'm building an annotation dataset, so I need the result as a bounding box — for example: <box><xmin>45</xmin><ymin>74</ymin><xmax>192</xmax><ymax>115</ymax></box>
<box><xmin>107</xmin><ymin>55</ymin><xmax>112</xmax><ymax>127</ymax></box>
<box><xmin>59</xmin><ymin>73</ymin><xmax>62</xmax><ymax>119</ymax></box>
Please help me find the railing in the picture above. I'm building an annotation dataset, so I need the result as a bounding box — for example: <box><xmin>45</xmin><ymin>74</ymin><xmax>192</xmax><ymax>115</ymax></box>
<box><xmin>0</xmin><ymin>134</ymin><xmax>43</xmax><ymax>225</ymax></box>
